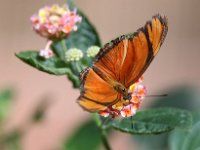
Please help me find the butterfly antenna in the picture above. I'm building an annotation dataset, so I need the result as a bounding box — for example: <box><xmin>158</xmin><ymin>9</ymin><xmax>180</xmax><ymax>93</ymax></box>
<box><xmin>145</xmin><ymin>94</ymin><xmax>168</xmax><ymax>97</ymax></box>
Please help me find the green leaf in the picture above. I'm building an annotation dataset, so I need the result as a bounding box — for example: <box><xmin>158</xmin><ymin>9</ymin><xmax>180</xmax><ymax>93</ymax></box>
<box><xmin>16</xmin><ymin>51</ymin><xmax>80</xmax><ymax>88</ymax></box>
<box><xmin>192</xmin><ymin>112</ymin><xmax>200</xmax><ymax>124</ymax></box>
<box><xmin>63</xmin><ymin>120</ymin><xmax>102</xmax><ymax>150</ymax></box>
<box><xmin>133</xmin><ymin>133</ymin><xmax>169</xmax><ymax>150</ymax></box>
<box><xmin>16</xmin><ymin>51</ymin><xmax>68</xmax><ymax>75</ymax></box>
<box><xmin>169</xmin><ymin>121</ymin><xmax>200</xmax><ymax>150</ymax></box>
<box><xmin>168</xmin><ymin>129</ymin><xmax>188</xmax><ymax>150</ymax></box>
<box><xmin>51</xmin><ymin>39</ymin><xmax>68</xmax><ymax>61</ymax></box>
<box><xmin>0</xmin><ymin>88</ymin><xmax>13</xmax><ymax>122</ymax></box>
<box><xmin>65</xmin><ymin>12</ymin><xmax>102</xmax><ymax>50</ymax></box>
<box><xmin>182</xmin><ymin>121</ymin><xmax>200</xmax><ymax>150</ymax></box>
<box><xmin>107</xmin><ymin>108</ymin><xmax>192</xmax><ymax>134</ymax></box>
<box><xmin>168</xmin><ymin>112</ymin><xmax>200</xmax><ymax>150</ymax></box>
<box><xmin>133</xmin><ymin>86</ymin><xmax>198</xmax><ymax>150</ymax></box>
<box><xmin>52</xmin><ymin>0</ymin><xmax>101</xmax><ymax>58</ymax></box>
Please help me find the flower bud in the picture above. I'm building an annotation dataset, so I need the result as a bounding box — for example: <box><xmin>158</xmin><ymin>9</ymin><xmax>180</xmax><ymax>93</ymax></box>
<box><xmin>65</xmin><ymin>48</ymin><xmax>83</xmax><ymax>62</ymax></box>
<box><xmin>86</xmin><ymin>46</ymin><xmax>100</xmax><ymax>57</ymax></box>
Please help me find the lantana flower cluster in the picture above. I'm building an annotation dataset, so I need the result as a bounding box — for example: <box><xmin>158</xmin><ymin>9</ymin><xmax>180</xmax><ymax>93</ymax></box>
<box><xmin>99</xmin><ymin>77</ymin><xmax>147</xmax><ymax>118</ymax></box>
<box><xmin>31</xmin><ymin>4</ymin><xmax>82</xmax><ymax>40</ymax></box>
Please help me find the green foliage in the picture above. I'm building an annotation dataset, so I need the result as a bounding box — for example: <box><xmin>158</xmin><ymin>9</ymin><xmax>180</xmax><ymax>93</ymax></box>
<box><xmin>63</xmin><ymin>120</ymin><xmax>102</xmax><ymax>150</ymax></box>
<box><xmin>105</xmin><ymin>108</ymin><xmax>192</xmax><ymax>134</ymax></box>
<box><xmin>16</xmin><ymin>51</ymin><xmax>71</xmax><ymax>75</ymax></box>
<box><xmin>133</xmin><ymin>86</ymin><xmax>199</xmax><ymax>150</ymax></box>
<box><xmin>133</xmin><ymin>133</ymin><xmax>169</xmax><ymax>150</ymax></box>
<box><xmin>0</xmin><ymin>88</ymin><xmax>13</xmax><ymax>123</ymax></box>
<box><xmin>31</xmin><ymin>99</ymin><xmax>50</xmax><ymax>123</ymax></box>
<box><xmin>169</xmin><ymin>129</ymin><xmax>188</xmax><ymax>150</ymax></box>
<box><xmin>169</xmin><ymin>112</ymin><xmax>200</xmax><ymax>150</ymax></box>
<box><xmin>170</xmin><ymin>121</ymin><xmax>200</xmax><ymax>150</ymax></box>
<box><xmin>0</xmin><ymin>88</ymin><xmax>21</xmax><ymax>150</ymax></box>
<box><xmin>1</xmin><ymin>132</ymin><xmax>21</xmax><ymax>150</ymax></box>
<box><xmin>15</xmin><ymin>51</ymin><xmax>80</xmax><ymax>88</ymax></box>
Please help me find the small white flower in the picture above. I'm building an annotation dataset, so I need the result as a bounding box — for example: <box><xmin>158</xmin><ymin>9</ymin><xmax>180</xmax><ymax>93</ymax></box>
<box><xmin>86</xmin><ymin>46</ymin><xmax>100</xmax><ymax>57</ymax></box>
<box><xmin>65</xmin><ymin>48</ymin><xmax>83</xmax><ymax>62</ymax></box>
<box><xmin>39</xmin><ymin>49</ymin><xmax>53</xmax><ymax>59</ymax></box>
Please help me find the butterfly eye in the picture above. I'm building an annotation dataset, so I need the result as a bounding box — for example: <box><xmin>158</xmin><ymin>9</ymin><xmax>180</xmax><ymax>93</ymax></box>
<box><xmin>123</xmin><ymin>93</ymin><xmax>132</xmax><ymax>100</ymax></box>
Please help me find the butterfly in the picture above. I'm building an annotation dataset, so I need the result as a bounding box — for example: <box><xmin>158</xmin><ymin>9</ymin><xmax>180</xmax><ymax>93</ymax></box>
<box><xmin>78</xmin><ymin>14</ymin><xmax>168</xmax><ymax>116</ymax></box>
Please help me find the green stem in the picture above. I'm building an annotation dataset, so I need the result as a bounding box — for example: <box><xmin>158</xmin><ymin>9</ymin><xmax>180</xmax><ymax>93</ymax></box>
<box><xmin>61</xmin><ymin>39</ymin><xmax>68</xmax><ymax>52</ymax></box>
<box><xmin>92</xmin><ymin>113</ymin><xmax>101</xmax><ymax>127</ymax></box>
<box><xmin>75</xmin><ymin>62</ymin><xmax>82</xmax><ymax>73</ymax></box>
<box><xmin>71</xmin><ymin>61</ymin><xmax>81</xmax><ymax>75</ymax></box>
<box><xmin>101</xmin><ymin>130</ymin><xmax>111</xmax><ymax>150</ymax></box>
<box><xmin>92</xmin><ymin>113</ymin><xmax>112</xmax><ymax>150</ymax></box>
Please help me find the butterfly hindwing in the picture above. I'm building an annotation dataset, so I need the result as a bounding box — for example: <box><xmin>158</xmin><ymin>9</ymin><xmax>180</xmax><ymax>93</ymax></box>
<box><xmin>78</xmin><ymin>68</ymin><xmax>119</xmax><ymax>112</ymax></box>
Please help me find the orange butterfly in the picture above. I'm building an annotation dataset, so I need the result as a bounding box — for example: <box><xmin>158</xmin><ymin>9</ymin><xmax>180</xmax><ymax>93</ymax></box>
<box><xmin>78</xmin><ymin>14</ymin><xmax>168</xmax><ymax>117</ymax></box>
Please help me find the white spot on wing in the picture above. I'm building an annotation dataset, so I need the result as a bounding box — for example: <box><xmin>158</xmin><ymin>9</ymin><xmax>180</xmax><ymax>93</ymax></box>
<box><xmin>122</xmin><ymin>39</ymin><xmax>128</xmax><ymax>65</ymax></box>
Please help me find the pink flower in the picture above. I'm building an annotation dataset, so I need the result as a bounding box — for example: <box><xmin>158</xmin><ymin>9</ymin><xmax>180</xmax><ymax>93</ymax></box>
<box><xmin>120</xmin><ymin>104</ymin><xmax>137</xmax><ymax>117</ymax></box>
<box><xmin>30</xmin><ymin>4</ymin><xmax>82</xmax><ymax>40</ymax></box>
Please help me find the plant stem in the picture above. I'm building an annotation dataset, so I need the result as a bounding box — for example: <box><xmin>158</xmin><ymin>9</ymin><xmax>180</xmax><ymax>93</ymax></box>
<box><xmin>101</xmin><ymin>130</ymin><xmax>111</xmax><ymax>150</ymax></box>
<box><xmin>45</xmin><ymin>40</ymin><xmax>52</xmax><ymax>50</ymax></box>
<box><xmin>92</xmin><ymin>113</ymin><xmax>101</xmax><ymax>127</ymax></box>
<box><xmin>75</xmin><ymin>62</ymin><xmax>82</xmax><ymax>73</ymax></box>
<box><xmin>92</xmin><ymin>113</ymin><xmax>112</xmax><ymax>150</ymax></box>
<box><xmin>61</xmin><ymin>39</ymin><xmax>67</xmax><ymax>52</ymax></box>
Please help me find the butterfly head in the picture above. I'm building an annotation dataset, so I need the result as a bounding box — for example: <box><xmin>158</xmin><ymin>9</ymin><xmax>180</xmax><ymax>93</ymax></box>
<box><xmin>123</xmin><ymin>92</ymin><xmax>132</xmax><ymax>101</ymax></box>
<box><xmin>113</xmin><ymin>83</ymin><xmax>131</xmax><ymax>100</ymax></box>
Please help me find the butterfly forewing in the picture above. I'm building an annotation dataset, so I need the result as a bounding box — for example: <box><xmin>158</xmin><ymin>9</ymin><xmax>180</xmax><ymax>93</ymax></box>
<box><xmin>147</xmin><ymin>15</ymin><xmax>168</xmax><ymax>55</ymax></box>
<box><xmin>94</xmin><ymin>37</ymin><xmax>127</xmax><ymax>81</ymax></box>
<box><xmin>120</xmin><ymin>32</ymin><xmax>150</xmax><ymax>87</ymax></box>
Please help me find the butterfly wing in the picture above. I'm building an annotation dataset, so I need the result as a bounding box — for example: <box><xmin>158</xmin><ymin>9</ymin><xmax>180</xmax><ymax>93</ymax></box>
<box><xmin>94</xmin><ymin>14</ymin><xmax>168</xmax><ymax>87</ymax></box>
<box><xmin>78</xmin><ymin>68</ymin><xmax>120</xmax><ymax>112</ymax></box>
<box><xmin>78</xmin><ymin>14</ymin><xmax>168</xmax><ymax>112</ymax></box>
